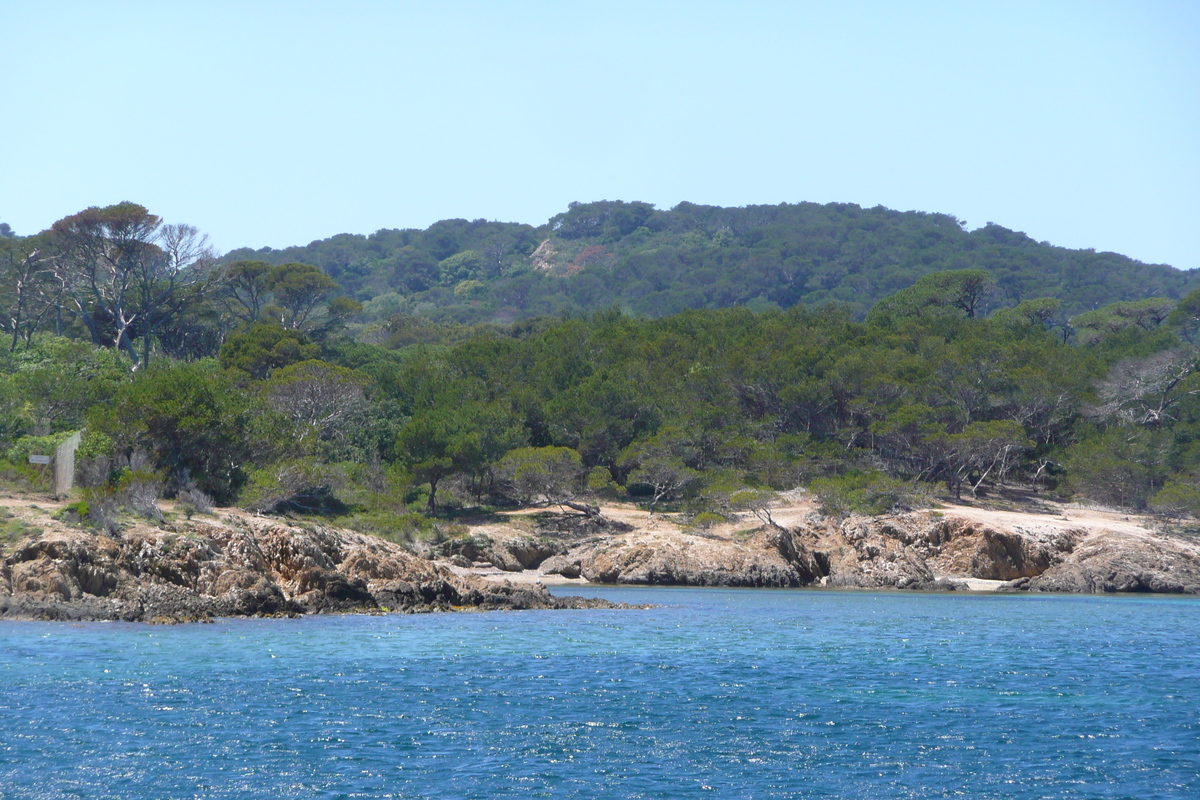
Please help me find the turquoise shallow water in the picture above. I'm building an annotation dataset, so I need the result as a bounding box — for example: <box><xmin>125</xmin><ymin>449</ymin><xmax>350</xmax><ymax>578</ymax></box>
<box><xmin>1</xmin><ymin>588</ymin><xmax>1198</xmax><ymax>799</ymax></box>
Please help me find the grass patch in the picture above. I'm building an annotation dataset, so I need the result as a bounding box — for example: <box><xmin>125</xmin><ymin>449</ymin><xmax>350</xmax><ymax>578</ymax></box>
<box><xmin>334</xmin><ymin>510</ymin><xmax>437</xmax><ymax>545</ymax></box>
<box><xmin>0</xmin><ymin>509</ymin><xmax>41</xmax><ymax>553</ymax></box>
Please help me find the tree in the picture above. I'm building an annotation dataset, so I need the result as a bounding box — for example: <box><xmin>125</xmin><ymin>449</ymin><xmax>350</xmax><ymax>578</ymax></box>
<box><xmin>866</xmin><ymin>269</ymin><xmax>996</xmax><ymax>324</ymax></box>
<box><xmin>11</xmin><ymin>338</ymin><xmax>129</xmax><ymax>433</ymax></box>
<box><xmin>395</xmin><ymin>403</ymin><xmax>525</xmax><ymax>513</ymax></box>
<box><xmin>1168</xmin><ymin>289</ymin><xmax>1200</xmax><ymax>348</ymax></box>
<box><xmin>620</xmin><ymin>434</ymin><xmax>701</xmax><ymax>512</ymax></box>
<box><xmin>496</xmin><ymin>446</ymin><xmax>587</xmax><ymax>509</ymax></box>
<box><xmin>438</xmin><ymin>250</ymin><xmax>485</xmax><ymax>284</ymax></box>
<box><xmin>941</xmin><ymin>420</ymin><xmax>1032</xmax><ymax>499</ymax></box>
<box><xmin>1064</xmin><ymin>428</ymin><xmax>1168</xmax><ymax>509</ymax></box>
<box><xmin>1071</xmin><ymin>297</ymin><xmax>1175</xmax><ymax>345</ymax></box>
<box><xmin>218</xmin><ymin>323</ymin><xmax>321</xmax><ymax>380</ymax></box>
<box><xmin>263</xmin><ymin>360</ymin><xmax>369</xmax><ymax>445</ymax></box>
<box><xmin>50</xmin><ymin>202</ymin><xmax>159</xmax><ymax>362</ymax></box>
<box><xmin>89</xmin><ymin>362</ymin><xmax>260</xmax><ymax>501</ymax></box>
<box><xmin>131</xmin><ymin>222</ymin><xmax>214</xmax><ymax>366</ymax></box>
<box><xmin>215</xmin><ymin>260</ymin><xmax>275</xmax><ymax>323</ymax></box>
<box><xmin>394</xmin><ymin>409</ymin><xmax>461</xmax><ymax>514</ymax></box>
<box><xmin>265</xmin><ymin>262</ymin><xmax>338</xmax><ymax>329</ymax></box>
<box><xmin>0</xmin><ymin>234</ymin><xmax>59</xmax><ymax>351</ymax></box>
<box><xmin>48</xmin><ymin>203</ymin><xmax>209</xmax><ymax>367</ymax></box>
<box><xmin>1089</xmin><ymin>348</ymin><xmax>1200</xmax><ymax>427</ymax></box>
<box><xmin>1149</xmin><ymin>478</ymin><xmax>1200</xmax><ymax>519</ymax></box>
<box><xmin>992</xmin><ymin>297</ymin><xmax>1064</xmax><ymax>331</ymax></box>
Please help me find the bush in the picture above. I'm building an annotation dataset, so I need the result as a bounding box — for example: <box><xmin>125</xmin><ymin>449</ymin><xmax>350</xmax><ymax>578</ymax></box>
<box><xmin>176</xmin><ymin>483</ymin><xmax>216</xmax><ymax>518</ymax></box>
<box><xmin>239</xmin><ymin>459</ymin><xmax>348</xmax><ymax>514</ymax></box>
<box><xmin>810</xmin><ymin>471</ymin><xmax>924</xmax><ymax>518</ymax></box>
<box><xmin>89</xmin><ymin>362</ymin><xmax>262</xmax><ymax>503</ymax></box>
<box><xmin>689</xmin><ymin>511</ymin><xmax>726</xmax><ymax>531</ymax></box>
<box><xmin>334</xmin><ymin>509</ymin><xmax>433</xmax><ymax>545</ymax></box>
<box><xmin>3</xmin><ymin>431</ymin><xmax>73</xmax><ymax>466</ymax></box>
<box><xmin>58</xmin><ymin>491</ymin><xmax>121</xmax><ymax>536</ymax></box>
<box><xmin>585</xmin><ymin>466</ymin><xmax>621</xmax><ymax>498</ymax></box>
<box><xmin>496</xmin><ymin>446</ymin><xmax>583</xmax><ymax>506</ymax></box>
<box><xmin>0</xmin><ymin>460</ymin><xmax>39</xmax><ymax>492</ymax></box>
<box><xmin>1149</xmin><ymin>479</ymin><xmax>1200</xmax><ymax>519</ymax></box>
<box><xmin>115</xmin><ymin>469</ymin><xmax>163</xmax><ymax>522</ymax></box>
<box><xmin>1064</xmin><ymin>429</ymin><xmax>1166</xmax><ymax>509</ymax></box>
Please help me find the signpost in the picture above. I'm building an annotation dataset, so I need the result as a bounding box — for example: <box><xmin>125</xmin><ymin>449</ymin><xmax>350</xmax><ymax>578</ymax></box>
<box><xmin>26</xmin><ymin>431</ymin><xmax>81</xmax><ymax>498</ymax></box>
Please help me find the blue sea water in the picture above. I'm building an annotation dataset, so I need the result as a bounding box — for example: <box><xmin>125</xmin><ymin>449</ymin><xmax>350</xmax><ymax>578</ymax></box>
<box><xmin>1</xmin><ymin>588</ymin><xmax>1198</xmax><ymax>799</ymax></box>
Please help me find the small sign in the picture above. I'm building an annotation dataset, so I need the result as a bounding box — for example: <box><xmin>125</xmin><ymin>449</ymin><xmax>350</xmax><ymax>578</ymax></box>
<box><xmin>28</xmin><ymin>455</ymin><xmax>51</xmax><ymax>465</ymax></box>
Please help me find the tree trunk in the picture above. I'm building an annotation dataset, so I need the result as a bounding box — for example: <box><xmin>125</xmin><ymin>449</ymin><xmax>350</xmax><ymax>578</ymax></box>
<box><xmin>427</xmin><ymin>476</ymin><xmax>440</xmax><ymax>514</ymax></box>
<box><xmin>562</xmin><ymin>500</ymin><xmax>600</xmax><ymax>518</ymax></box>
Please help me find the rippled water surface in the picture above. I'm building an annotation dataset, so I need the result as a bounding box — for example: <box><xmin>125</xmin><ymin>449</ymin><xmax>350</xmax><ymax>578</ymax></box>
<box><xmin>2</xmin><ymin>588</ymin><xmax>1199</xmax><ymax>799</ymax></box>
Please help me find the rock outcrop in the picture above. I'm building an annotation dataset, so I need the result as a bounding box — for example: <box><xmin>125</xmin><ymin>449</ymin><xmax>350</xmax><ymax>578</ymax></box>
<box><xmin>810</xmin><ymin>514</ymin><xmax>1083</xmax><ymax>589</ymax></box>
<box><xmin>563</xmin><ymin>526</ymin><xmax>822</xmax><ymax>587</ymax></box>
<box><xmin>0</xmin><ymin>513</ymin><xmax>625</xmax><ymax>622</ymax></box>
<box><xmin>516</xmin><ymin>508</ymin><xmax>1200</xmax><ymax>596</ymax></box>
<box><xmin>1003</xmin><ymin>531</ymin><xmax>1200</xmax><ymax>594</ymax></box>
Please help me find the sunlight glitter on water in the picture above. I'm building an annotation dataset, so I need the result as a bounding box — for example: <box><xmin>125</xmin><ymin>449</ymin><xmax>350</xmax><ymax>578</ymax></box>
<box><xmin>2</xmin><ymin>589</ymin><xmax>1199</xmax><ymax>799</ymax></box>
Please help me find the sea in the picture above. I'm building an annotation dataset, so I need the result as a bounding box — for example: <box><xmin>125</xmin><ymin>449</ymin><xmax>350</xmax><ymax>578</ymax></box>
<box><xmin>1</xmin><ymin>587</ymin><xmax>1197</xmax><ymax>799</ymax></box>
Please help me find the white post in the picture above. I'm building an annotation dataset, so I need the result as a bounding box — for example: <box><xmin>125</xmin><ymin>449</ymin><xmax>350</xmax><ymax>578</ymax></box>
<box><xmin>54</xmin><ymin>431</ymin><xmax>82</xmax><ymax>499</ymax></box>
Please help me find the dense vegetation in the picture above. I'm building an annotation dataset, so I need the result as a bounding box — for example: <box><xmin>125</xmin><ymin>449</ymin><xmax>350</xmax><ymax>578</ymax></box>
<box><xmin>224</xmin><ymin>200</ymin><xmax>1199</xmax><ymax>326</ymax></box>
<box><xmin>2</xmin><ymin>201</ymin><xmax>1199</xmax><ymax>536</ymax></box>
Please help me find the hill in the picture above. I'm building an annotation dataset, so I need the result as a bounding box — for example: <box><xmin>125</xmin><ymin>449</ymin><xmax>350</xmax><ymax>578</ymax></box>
<box><xmin>222</xmin><ymin>200</ymin><xmax>1200</xmax><ymax>324</ymax></box>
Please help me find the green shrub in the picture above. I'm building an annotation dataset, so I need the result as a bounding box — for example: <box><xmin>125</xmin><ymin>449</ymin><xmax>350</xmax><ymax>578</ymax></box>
<box><xmin>334</xmin><ymin>509</ymin><xmax>434</xmax><ymax>545</ymax></box>
<box><xmin>55</xmin><ymin>493</ymin><xmax>120</xmax><ymax>535</ymax></box>
<box><xmin>3</xmin><ymin>431</ymin><xmax>73</xmax><ymax>466</ymax></box>
<box><xmin>1063</xmin><ymin>429</ymin><xmax>1166</xmax><ymax>509</ymax></box>
<box><xmin>585</xmin><ymin>466</ymin><xmax>621</xmax><ymax>498</ymax></box>
<box><xmin>1149</xmin><ymin>479</ymin><xmax>1200</xmax><ymax>519</ymax></box>
<box><xmin>810</xmin><ymin>471</ymin><xmax>924</xmax><ymax>518</ymax></box>
<box><xmin>0</xmin><ymin>460</ymin><xmax>39</xmax><ymax>492</ymax></box>
<box><xmin>239</xmin><ymin>459</ymin><xmax>348</xmax><ymax>514</ymax></box>
<box><xmin>689</xmin><ymin>511</ymin><xmax>726</xmax><ymax>531</ymax></box>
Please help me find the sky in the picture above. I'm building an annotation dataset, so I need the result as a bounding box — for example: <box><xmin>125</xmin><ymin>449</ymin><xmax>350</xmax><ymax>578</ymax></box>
<box><xmin>2</xmin><ymin>1</ymin><xmax>1198</xmax><ymax>271</ymax></box>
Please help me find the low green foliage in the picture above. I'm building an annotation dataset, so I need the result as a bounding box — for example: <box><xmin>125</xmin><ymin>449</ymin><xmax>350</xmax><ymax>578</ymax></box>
<box><xmin>0</xmin><ymin>460</ymin><xmax>40</xmax><ymax>492</ymax></box>
<box><xmin>333</xmin><ymin>510</ymin><xmax>434</xmax><ymax>545</ymax></box>
<box><xmin>1150</xmin><ymin>478</ymin><xmax>1200</xmax><ymax>519</ymax></box>
<box><xmin>239</xmin><ymin>459</ymin><xmax>348</xmax><ymax>514</ymax></box>
<box><xmin>810</xmin><ymin>472</ymin><xmax>926</xmax><ymax>518</ymax></box>
<box><xmin>689</xmin><ymin>511</ymin><xmax>726</xmax><ymax>531</ymax></box>
<box><xmin>0</xmin><ymin>509</ymin><xmax>40</xmax><ymax>552</ymax></box>
<box><xmin>3</xmin><ymin>431</ymin><xmax>73</xmax><ymax>466</ymax></box>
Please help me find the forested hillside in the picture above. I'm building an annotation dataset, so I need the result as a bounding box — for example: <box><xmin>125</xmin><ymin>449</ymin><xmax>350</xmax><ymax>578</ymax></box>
<box><xmin>223</xmin><ymin>200</ymin><xmax>1199</xmax><ymax>325</ymax></box>
<box><xmin>3</xmin><ymin>201</ymin><xmax>1199</xmax><ymax>539</ymax></box>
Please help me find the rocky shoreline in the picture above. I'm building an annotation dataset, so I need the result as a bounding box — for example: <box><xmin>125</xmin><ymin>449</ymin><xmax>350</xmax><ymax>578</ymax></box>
<box><xmin>0</xmin><ymin>510</ymin><xmax>628</xmax><ymax>623</ymax></box>
<box><xmin>3</xmin><ymin>498</ymin><xmax>1199</xmax><ymax>624</ymax></box>
<box><xmin>442</xmin><ymin>505</ymin><xmax>1200</xmax><ymax>596</ymax></box>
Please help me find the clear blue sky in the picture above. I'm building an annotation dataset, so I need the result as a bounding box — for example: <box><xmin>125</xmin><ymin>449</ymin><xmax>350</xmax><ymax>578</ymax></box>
<box><xmin>3</xmin><ymin>1</ymin><xmax>1198</xmax><ymax>271</ymax></box>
